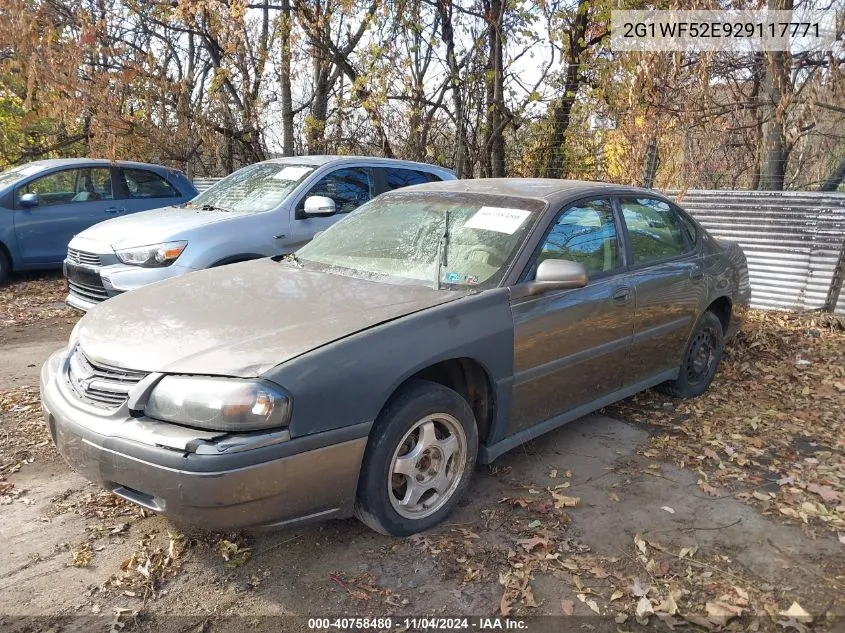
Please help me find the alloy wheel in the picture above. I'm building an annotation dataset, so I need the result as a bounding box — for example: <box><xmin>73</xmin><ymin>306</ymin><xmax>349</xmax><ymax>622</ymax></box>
<box><xmin>388</xmin><ymin>413</ymin><xmax>468</xmax><ymax>520</ymax></box>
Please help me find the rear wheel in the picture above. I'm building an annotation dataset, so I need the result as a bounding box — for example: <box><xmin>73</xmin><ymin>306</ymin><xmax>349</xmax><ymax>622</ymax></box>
<box><xmin>354</xmin><ymin>379</ymin><xmax>478</xmax><ymax>536</ymax></box>
<box><xmin>656</xmin><ymin>310</ymin><xmax>724</xmax><ymax>398</ymax></box>
<box><xmin>0</xmin><ymin>249</ymin><xmax>10</xmax><ymax>285</ymax></box>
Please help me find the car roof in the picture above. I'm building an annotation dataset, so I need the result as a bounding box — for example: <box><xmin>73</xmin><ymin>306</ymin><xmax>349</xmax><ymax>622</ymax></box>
<box><xmin>262</xmin><ymin>155</ymin><xmax>455</xmax><ymax>174</ymax></box>
<box><xmin>16</xmin><ymin>158</ymin><xmax>181</xmax><ymax>173</ymax></box>
<box><xmin>392</xmin><ymin>178</ymin><xmax>667</xmax><ymax>207</ymax></box>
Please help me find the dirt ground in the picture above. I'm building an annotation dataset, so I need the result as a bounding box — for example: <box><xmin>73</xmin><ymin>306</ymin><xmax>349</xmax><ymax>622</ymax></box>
<box><xmin>1</xmin><ymin>273</ymin><xmax>843</xmax><ymax>632</ymax></box>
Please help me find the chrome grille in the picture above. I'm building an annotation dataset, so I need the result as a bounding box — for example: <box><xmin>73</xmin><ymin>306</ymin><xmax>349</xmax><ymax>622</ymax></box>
<box><xmin>66</xmin><ymin>346</ymin><xmax>148</xmax><ymax>409</ymax></box>
<box><xmin>68</xmin><ymin>280</ymin><xmax>109</xmax><ymax>304</ymax></box>
<box><xmin>67</xmin><ymin>248</ymin><xmax>101</xmax><ymax>267</ymax></box>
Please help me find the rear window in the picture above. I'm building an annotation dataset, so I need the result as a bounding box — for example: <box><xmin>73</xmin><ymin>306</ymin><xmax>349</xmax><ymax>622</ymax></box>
<box><xmin>122</xmin><ymin>168</ymin><xmax>179</xmax><ymax>199</ymax></box>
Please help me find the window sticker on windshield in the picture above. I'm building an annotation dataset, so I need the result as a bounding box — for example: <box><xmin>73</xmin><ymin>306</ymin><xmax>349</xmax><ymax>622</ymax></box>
<box><xmin>463</xmin><ymin>206</ymin><xmax>531</xmax><ymax>234</ymax></box>
<box><xmin>273</xmin><ymin>166</ymin><xmax>311</xmax><ymax>181</ymax></box>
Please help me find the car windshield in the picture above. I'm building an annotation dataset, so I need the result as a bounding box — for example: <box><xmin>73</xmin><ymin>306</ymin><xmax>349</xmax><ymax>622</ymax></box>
<box><xmin>189</xmin><ymin>162</ymin><xmax>315</xmax><ymax>213</ymax></box>
<box><xmin>296</xmin><ymin>192</ymin><xmax>544</xmax><ymax>289</ymax></box>
<box><xmin>0</xmin><ymin>163</ymin><xmax>48</xmax><ymax>190</ymax></box>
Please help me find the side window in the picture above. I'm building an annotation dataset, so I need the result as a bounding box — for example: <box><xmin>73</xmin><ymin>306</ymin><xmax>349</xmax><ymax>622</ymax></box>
<box><xmin>532</xmin><ymin>198</ymin><xmax>619</xmax><ymax>278</ymax></box>
<box><xmin>619</xmin><ymin>197</ymin><xmax>689</xmax><ymax>265</ymax></box>
<box><xmin>121</xmin><ymin>168</ymin><xmax>178</xmax><ymax>199</ymax></box>
<box><xmin>384</xmin><ymin>168</ymin><xmax>436</xmax><ymax>190</ymax></box>
<box><xmin>679</xmin><ymin>211</ymin><xmax>698</xmax><ymax>246</ymax></box>
<box><xmin>298</xmin><ymin>167</ymin><xmax>374</xmax><ymax>216</ymax></box>
<box><xmin>16</xmin><ymin>168</ymin><xmax>113</xmax><ymax>206</ymax></box>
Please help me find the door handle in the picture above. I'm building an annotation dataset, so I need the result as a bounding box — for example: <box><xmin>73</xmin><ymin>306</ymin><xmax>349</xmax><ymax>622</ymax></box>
<box><xmin>690</xmin><ymin>265</ymin><xmax>704</xmax><ymax>280</ymax></box>
<box><xmin>105</xmin><ymin>206</ymin><xmax>124</xmax><ymax>214</ymax></box>
<box><xmin>612</xmin><ymin>287</ymin><xmax>632</xmax><ymax>304</ymax></box>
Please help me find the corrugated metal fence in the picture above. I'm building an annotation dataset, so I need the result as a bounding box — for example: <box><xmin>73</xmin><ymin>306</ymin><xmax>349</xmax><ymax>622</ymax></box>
<box><xmin>191</xmin><ymin>177</ymin><xmax>845</xmax><ymax>315</ymax></box>
<box><xmin>192</xmin><ymin>177</ymin><xmax>220</xmax><ymax>193</ymax></box>
<box><xmin>672</xmin><ymin>191</ymin><xmax>845</xmax><ymax>315</ymax></box>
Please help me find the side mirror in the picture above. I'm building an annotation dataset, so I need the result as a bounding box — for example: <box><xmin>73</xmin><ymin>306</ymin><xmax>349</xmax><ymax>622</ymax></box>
<box><xmin>519</xmin><ymin>259</ymin><xmax>588</xmax><ymax>297</ymax></box>
<box><xmin>304</xmin><ymin>195</ymin><xmax>336</xmax><ymax>217</ymax></box>
<box><xmin>18</xmin><ymin>192</ymin><xmax>39</xmax><ymax>208</ymax></box>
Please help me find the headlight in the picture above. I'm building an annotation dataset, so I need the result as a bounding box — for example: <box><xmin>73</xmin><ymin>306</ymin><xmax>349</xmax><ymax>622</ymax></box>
<box><xmin>145</xmin><ymin>376</ymin><xmax>291</xmax><ymax>432</ymax></box>
<box><xmin>115</xmin><ymin>241</ymin><xmax>187</xmax><ymax>267</ymax></box>
<box><xmin>68</xmin><ymin>320</ymin><xmax>83</xmax><ymax>350</ymax></box>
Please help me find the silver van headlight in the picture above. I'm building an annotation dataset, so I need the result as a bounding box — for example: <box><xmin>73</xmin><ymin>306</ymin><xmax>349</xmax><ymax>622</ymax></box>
<box><xmin>145</xmin><ymin>376</ymin><xmax>291</xmax><ymax>431</ymax></box>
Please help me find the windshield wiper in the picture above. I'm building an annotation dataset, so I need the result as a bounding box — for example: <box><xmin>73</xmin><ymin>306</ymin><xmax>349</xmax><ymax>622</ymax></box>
<box><xmin>197</xmin><ymin>203</ymin><xmax>231</xmax><ymax>212</ymax></box>
<box><xmin>433</xmin><ymin>208</ymin><xmax>450</xmax><ymax>290</ymax></box>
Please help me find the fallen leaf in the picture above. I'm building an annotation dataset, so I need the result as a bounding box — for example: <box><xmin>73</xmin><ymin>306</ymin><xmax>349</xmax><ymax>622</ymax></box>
<box><xmin>608</xmin><ymin>492</ymin><xmax>620</xmax><ymax>502</ymax></box>
<box><xmin>807</xmin><ymin>483</ymin><xmax>842</xmax><ymax>503</ymax></box>
<box><xmin>632</xmin><ymin>577</ymin><xmax>650</xmax><ymax>597</ymax></box>
<box><xmin>778</xmin><ymin>601</ymin><xmax>812</xmax><ymax>623</ymax></box>
<box><xmin>705</xmin><ymin>600</ymin><xmax>742</xmax><ymax>625</ymax></box>
<box><xmin>560</xmin><ymin>599</ymin><xmax>574</xmax><ymax>615</ymax></box>
<box><xmin>661</xmin><ymin>506</ymin><xmax>675</xmax><ymax>514</ymax></box>
<box><xmin>585</xmin><ymin>599</ymin><xmax>600</xmax><ymax>614</ymax></box>
<box><xmin>636</xmin><ymin>596</ymin><xmax>654</xmax><ymax>618</ymax></box>
<box><xmin>634</xmin><ymin>533</ymin><xmax>648</xmax><ymax>555</ymax></box>
<box><xmin>656</xmin><ymin>591</ymin><xmax>678</xmax><ymax>615</ymax></box>
<box><xmin>499</xmin><ymin>591</ymin><xmax>513</xmax><ymax>617</ymax></box>
<box><xmin>610</xmin><ymin>590</ymin><xmax>623</xmax><ymax>601</ymax></box>
<box><xmin>517</xmin><ymin>537</ymin><xmax>548</xmax><ymax>552</ymax></box>
<box><xmin>551</xmin><ymin>492</ymin><xmax>579</xmax><ymax>508</ymax></box>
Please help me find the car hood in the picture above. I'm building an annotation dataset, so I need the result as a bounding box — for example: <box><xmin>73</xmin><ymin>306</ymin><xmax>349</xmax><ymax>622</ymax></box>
<box><xmin>76</xmin><ymin>259</ymin><xmax>467</xmax><ymax>377</ymax></box>
<box><xmin>77</xmin><ymin>205</ymin><xmax>236</xmax><ymax>248</ymax></box>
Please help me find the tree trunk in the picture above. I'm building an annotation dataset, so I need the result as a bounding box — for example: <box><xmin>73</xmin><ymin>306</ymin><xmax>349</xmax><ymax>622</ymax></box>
<box><xmin>280</xmin><ymin>0</ymin><xmax>295</xmax><ymax>156</ymax></box>
<box><xmin>307</xmin><ymin>59</ymin><xmax>330</xmax><ymax>155</ymax></box>
<box><xmin>438</xmin><ymin>0</ymin><xmax>469</xmax><ymax>178</ymax></box>
<box><xmin>482</xmin><ymin>0</ymin><xmax>505</xmax><ymax>177</ymax></box>
<box><xmin>820</xmin><ymin>157</ymin><xmax>845</xmax><ymax>191</ymax></box>
<box><xmin>541</xmin><ymin>0</ymin><xmax>590</xmax><ymax>179</ymax></box>
<box><xmin>756</xmin><ymin>0</ymin><xmax>792</xmax><ymax>190</ymax></box>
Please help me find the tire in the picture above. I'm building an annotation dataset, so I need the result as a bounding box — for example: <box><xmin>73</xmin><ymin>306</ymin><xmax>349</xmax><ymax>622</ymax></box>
<box><xmin>0</xmin><ymin>249</ymin><xmax>10</xmax><ymax>285</ymax></box>
<box><xmin>656</xmin><ymin>310</ymin><xmax>724</xmax><ymax>399</ymax></box>
<box><xmin>354</xmin><ymin>379</ymin><xmax>478</xmax><ymax>536</ymax></box>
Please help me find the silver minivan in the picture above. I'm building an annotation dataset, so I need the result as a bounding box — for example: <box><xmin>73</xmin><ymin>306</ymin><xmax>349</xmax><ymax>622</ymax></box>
<box><xmin>64</xmin><ymin>155</ymin><xmax>455</xmax><ymax>310</ymax></box>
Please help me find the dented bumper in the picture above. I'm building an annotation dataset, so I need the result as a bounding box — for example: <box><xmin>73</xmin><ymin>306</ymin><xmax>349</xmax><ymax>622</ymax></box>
<box><xmin>40</xmin><ymin>349</ymin><xmax>368</xmax><ymax>529</ymax></box>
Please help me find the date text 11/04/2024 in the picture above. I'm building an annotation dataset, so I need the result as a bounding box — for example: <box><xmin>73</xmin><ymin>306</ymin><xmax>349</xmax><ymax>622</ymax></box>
<box><xmin>307</xmin><ymin>617</ymin><xmax>528</xmax><ymax>630</ymax></box>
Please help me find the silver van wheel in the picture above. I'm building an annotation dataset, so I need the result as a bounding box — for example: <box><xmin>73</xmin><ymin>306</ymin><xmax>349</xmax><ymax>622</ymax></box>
<box><xmin>388</xmin><ymin>413</ymin><xmax>468</xmax><ymax>520</ymax></box>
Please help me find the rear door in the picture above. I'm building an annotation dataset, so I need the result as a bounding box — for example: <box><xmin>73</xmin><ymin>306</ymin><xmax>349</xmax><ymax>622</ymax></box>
<box><xmin>14</xmin><ymin>166</ymin><xmax>119</xmax><ymax>264</ymax></box>
<box><xmin>508</xmin><ymin>197</ymin><xmax>635</xmax><ymax>434</ymax></box>
<box><xmin>617</xmin><ymin>196</ymin><xmax>706</xmax><ymax>384</ymax></box>
<box><xmin>117</xmin><ymin>167</ymin><xmax>186</xmax><ymax>215</ymax></box>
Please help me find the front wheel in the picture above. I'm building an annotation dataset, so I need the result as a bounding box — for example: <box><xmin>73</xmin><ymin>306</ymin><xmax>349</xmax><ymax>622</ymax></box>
<box><xmin>656</xmin><ymin>310</ymin><xmax>724</xmax><ymax>399</ymax></box>
<box><xmin>354</xmin><ymin>379</ymin><xmax>478</xmax><ymax>536</ymax></box>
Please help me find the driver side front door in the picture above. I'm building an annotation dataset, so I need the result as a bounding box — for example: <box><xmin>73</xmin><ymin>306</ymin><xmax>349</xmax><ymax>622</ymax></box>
<box><xmin>289</xmin><ymin>167</ymin><xmax>375</xmax><ymax>247</ymax></box>
<box><xmin>14</xmin><ymin>167</ymin><xmax>118</xmax><ymax>265</ymax></box>
<box><xmin>508</xmin><ymin>197</ymin><xmax>635</xmax><ymax>435</ymax></box>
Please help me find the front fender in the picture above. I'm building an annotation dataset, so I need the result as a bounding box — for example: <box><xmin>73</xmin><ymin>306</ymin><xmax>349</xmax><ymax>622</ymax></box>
<box><xmin>264</xmin><ymin>288</ymin><xmax>515</xmax><ymax>441</ymax></box>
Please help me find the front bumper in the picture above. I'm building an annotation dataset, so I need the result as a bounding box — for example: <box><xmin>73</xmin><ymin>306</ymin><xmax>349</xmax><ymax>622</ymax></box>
<box><xmin>40</xmin><ymin>350</ymin><xmax>369</xmax><ymax>529</ymax></box>
<box><xmin>65</xmin><ymin>261</ymin><xmax>197</xmax><ymax>312</ymax></box>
